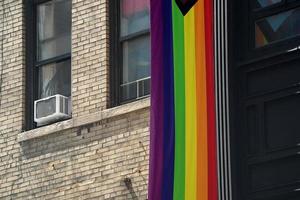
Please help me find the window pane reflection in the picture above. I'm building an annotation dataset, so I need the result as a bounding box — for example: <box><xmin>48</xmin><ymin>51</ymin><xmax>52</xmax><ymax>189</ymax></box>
<box><xmin>255</xmin><ymin>7</ymin><xmax>300</xmax><ymax>47</ymax></box>
<box><xmin>121</xmin><ymin>35</ymin><xmax>150</xmax><ymax>102</ymax></box>
<box><xmin>37</xmin><ymin>0</ymin><xmax>71</xmax><ymax>61</ymax></box>
<box><xmin>122</xmin><ymin>35</ymin><xmax>150</xmax><ymax>84</ymax></box>
<box><xmin>120</xmin><ymin>0</ymin><xmax>150</xmax><ymax>37</ymax></box>
<box><xmin>254</xmin><ymin>0</ymin><xmax>282</xmax><ymax>8</ymax></box>
<box><xmin>38</xmin><ymin>60</ymin><xmax>71</xmax><ymax>98</ymax></box>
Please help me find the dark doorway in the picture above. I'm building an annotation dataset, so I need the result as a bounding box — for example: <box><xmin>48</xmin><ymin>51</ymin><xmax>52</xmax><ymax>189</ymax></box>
<box><xmin>229</xmin><ymin>1</ymin><xmax>300</xmax><ymax>200</ymax></box>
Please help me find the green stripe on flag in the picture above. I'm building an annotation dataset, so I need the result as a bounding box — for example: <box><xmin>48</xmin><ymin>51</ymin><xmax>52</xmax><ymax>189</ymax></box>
<box><xmin>172</xmin><ymin>1</ymin><xmax>186</xmax><ymax>199</ymax></box>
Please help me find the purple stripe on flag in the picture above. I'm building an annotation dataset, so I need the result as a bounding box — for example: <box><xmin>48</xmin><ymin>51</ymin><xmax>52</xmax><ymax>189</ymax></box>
<box><xmin>162</xmin><ymin>0</ymin><xmax>175</xmax><ymax>199</ymax></box>
<box><xmin>148</xmin><ymin>0</ymin><xmax>164</xmax><ymax>200</ymax></box>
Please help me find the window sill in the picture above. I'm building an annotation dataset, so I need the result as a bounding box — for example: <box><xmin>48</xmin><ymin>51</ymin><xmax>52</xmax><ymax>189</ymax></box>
<box><xmin>18</xmin><ymin>97</ymin><xmax>150</xmax><ymax>142</ymax></box>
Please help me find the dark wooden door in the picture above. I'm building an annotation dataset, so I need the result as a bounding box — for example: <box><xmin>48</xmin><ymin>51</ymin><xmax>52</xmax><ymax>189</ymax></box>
<box><xmin>230</xmin><ymin>1</ymin><xmax>300</xmax><ymax>199</ymax></box>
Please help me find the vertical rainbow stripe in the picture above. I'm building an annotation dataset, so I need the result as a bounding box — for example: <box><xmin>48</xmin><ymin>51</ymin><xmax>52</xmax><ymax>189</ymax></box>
<box><xmin>149</xmin><ymin>0</ymin><xmax>218</xmax><ymax>199</ymax></box>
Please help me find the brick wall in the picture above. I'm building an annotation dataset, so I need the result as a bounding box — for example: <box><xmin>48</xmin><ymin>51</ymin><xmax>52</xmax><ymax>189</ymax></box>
<box><xmin>0</xmin><ymin>0</ymin><xmax>150</xmax><ymax>199</ymax></box>
<box><xmin>72</xmin><ymin>0</ymin><xmax>110</xmax><ymax>117</ymax></box>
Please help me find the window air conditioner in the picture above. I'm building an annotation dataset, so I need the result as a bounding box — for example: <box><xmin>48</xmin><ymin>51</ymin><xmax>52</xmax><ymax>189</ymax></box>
<box><xmin>34</xmin><ymin>94</ymin><xmax>71</xmax><ymax>126</ymax></box>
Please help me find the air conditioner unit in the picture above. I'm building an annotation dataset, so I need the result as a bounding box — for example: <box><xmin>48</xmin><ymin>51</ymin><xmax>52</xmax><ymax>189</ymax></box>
<box><xmin>34</xmin><ymin>94</ymin><xmax>71</xmax><ymax>126</ymax></box>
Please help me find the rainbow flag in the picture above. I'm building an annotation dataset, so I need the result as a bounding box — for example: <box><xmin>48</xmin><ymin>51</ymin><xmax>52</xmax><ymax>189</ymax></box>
<box><xmin>149</xmin><ymin>0</ymin><xmax>218</xmax><ymax>199</ymax></box>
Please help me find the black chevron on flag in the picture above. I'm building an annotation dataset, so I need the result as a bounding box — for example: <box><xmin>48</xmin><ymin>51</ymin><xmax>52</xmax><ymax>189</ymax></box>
<box><xmin>175</xmin><ymin>0</ymin><xmax>198</xmax><ymax>16</ymax></box>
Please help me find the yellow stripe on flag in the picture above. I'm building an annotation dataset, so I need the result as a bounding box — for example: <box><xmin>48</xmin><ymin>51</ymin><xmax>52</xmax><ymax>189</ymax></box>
<box><xmin>184</xmin><ymin>8</ymin><xmax>197</xmax><ymax>200</ymax></box>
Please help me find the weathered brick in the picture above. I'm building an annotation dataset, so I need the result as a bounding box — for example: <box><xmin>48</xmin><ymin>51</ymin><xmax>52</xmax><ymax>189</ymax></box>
<box><xmin>0</xmin><ymin>0</ymin><xmax>150</xmax><ymax>199</ymax></box>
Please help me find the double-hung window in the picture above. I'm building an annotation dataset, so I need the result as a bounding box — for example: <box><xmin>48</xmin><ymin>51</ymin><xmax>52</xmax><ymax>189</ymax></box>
<box><xmin>26</xmin><ymin>0</ymin><xmax>71</xmax><ymax>129</ymax></box>
<box><xmin>110</xmin><ymin>0</ymin><xmax>151</xmax><ymax>106</ymax></box>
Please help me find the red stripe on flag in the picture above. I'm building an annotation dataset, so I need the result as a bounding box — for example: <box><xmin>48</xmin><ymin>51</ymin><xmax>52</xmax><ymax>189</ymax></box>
<box><xmin>205</xmin><ymin>0</ymin><xmax>218</xmax><ymax>199</ymax></box>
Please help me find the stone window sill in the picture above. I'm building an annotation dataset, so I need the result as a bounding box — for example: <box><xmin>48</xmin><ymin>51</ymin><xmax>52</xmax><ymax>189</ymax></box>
<box><xmin>18</xmin><ymin>97</ymin><xmax>150</xmax><ymax>142</ymax></box>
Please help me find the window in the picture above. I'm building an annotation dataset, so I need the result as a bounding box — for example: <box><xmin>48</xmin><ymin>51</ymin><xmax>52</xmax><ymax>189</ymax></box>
<box><xmin>251</xmin><ymin>0</ymin><xmax>300</xmax><ymax>49</ymax></box>
<box><xmin>110</xmin><ymin>0</ymin><xmax>151</xmax><ymax>106</ymax></box>
<box><xmin>26</xmin><ymin>0</ymin><xmax>71</xmax><ymax>129</ymax></box>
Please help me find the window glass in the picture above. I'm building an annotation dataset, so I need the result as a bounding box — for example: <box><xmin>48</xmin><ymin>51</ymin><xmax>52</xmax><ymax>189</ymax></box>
<box><xmin>254</xmin><ymin>0</ymin><xmax>282</xmax><ymax>8</ymax></box>
<box><xmin>121</xmin><ymin>35</ymin><xmax>150</xmax><ymax>101</ymax></box>
<box><xmin>38</xmin><ymin>60</ymin><xmax>71</xmax><ymax>98</ymax></box>
<box><xmin>121</xmin><ymin>81</ymin><xmax>137</xmax><ymax>102</ymax></box>
<box><xmin>255</xmin><ymin>7</ymin><xmax>300</xmax><ymax>47</ymax></box>
<box><xmin>122</xmin><ymin>35</ymin><xmax>150</xmax><ymax>84</ymax></box>
<box><xmin>37</xmin><ymin>0</ymin><xmax>71</xmax><ymax>61</ymax></box>
<box><xmin>120</xmin><ymin>0</ymin><xmax>150</xmax><ymax>37</ymax></box>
